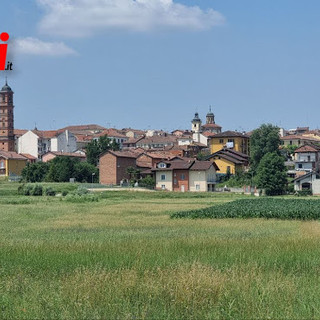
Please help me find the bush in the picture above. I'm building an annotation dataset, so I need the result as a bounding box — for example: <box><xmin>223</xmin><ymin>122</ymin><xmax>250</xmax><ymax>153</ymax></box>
<box><xmin>44</xmin><ymin>187</ymin><xmax>56</xmax><ymax>196</ymax></box>
<box><xmin>30</xmin><ymin>184</ymin><xmax>43</xmax><ymax>196</ymax></box>
<box><xmin>62</xmin><ymin>190</ymin><xmax>69</xmax><ymax>197</ymax></box>
<box><xmin>296</xmin><ymin>190</ymin><xmax>312</xmax><ymax>197</ymax></box>
<box><xmin>172</xmin><ymin>198</ymin><xmax>320</xmax><ymax>220</ymax></box>
<box><xmin>65</xmin><ymin>193</ymin><xmax>99</xmax><ymax>203</ymax></box>
<box><xmin>72</xmin><ymin>186</ymin><xmax>89</xmax><ymax>196</ymax></box>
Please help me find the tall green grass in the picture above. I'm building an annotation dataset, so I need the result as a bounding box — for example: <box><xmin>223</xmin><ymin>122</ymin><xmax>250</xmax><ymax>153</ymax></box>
<box><xmin>1</xmin><ymin>182</ymin><xmax>320</xmax><ymax>319</ymax></box>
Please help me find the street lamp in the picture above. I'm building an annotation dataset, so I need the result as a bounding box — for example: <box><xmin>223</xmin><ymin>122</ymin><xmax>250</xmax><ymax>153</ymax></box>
<box><xmin>92</xmin><ymin>172</ymin><xmax>96</xmax><ymax>186</ymax></box>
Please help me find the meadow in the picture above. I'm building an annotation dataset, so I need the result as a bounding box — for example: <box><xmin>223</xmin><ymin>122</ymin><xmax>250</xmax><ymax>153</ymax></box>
<box><xmin>1</xmin><ymin>182</ymin><xmax>320</xmax><ymax>319</ymax></box>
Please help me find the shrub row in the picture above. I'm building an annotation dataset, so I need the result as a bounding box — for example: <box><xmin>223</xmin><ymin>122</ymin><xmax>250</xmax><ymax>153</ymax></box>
<box><xmin>171</xmin><ymin>198</ymin><xmax>320</xmax><ymax>220</ymax></box>
<box><xmin>18</xmin><ymin>184</ymin><xmax>67</xmax><ymax>197</ymax></box>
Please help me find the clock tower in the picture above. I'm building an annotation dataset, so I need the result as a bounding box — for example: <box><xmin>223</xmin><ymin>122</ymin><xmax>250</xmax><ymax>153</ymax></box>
<box><xmin>0</xmin><ymin>80</ymin><xmax>15</xmax><ymax>151</ymax></box>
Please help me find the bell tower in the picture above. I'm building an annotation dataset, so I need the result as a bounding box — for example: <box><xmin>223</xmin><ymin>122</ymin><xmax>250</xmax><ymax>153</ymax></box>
<box><xmin>206</xmin><ymin>106</ymin><xmax>215</xmax><ymax>124</ymax></box>
<box><xmin>0</xmin><ymin>79</ymin><xmax>15</xmax><ymax>151</ymax></box>
<box><xmin>191</xmin><ymin>112</ymin><xmax>202</xmax><ymax>133</ymax></box>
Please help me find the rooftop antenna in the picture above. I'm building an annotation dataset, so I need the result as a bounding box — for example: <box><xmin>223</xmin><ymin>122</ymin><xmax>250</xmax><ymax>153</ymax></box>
<box><xmin>5</xmin><ymin>76</ymin><xmax>7</xmax><ymax>85</ymax></box>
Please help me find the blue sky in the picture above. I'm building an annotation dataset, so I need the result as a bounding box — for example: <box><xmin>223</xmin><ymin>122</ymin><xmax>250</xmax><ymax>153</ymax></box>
<box><xmin>2</xmin><ymin>0</ymin><xmax>320</xmax><ymax>132</ymax></box>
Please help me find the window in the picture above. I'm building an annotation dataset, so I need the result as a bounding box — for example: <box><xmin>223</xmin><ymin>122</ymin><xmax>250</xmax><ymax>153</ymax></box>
<box><xmin>298</xmin><ymin>164</ymin><xmax>303</xmax><ymax>169</ymax></box>
<box><xmin>0</xmin><ymin>160</ymin><xmax>4</xmax><ymax>169</ymax></box>
<box><xmin>219</xmin><ymin>139</ymin><xmax>224</xmax><ymax>143</ymax></box>
<box><xmin>181</xmin><ymin>174</ymin><xmax>185</xmax><ymax>180</ymax></box>
<box><xmin>158</xmin><ymin>163</ymin><xmax>166</xmax><ymax>168</ymax></box>
<box><xmin>308</xmin><ymin>156</ymin><xmax>311</xmax><ymax>161</ymax></box>
<box><xmin>161</xmin><ymin>185</ymin><xmax>166</xmax><ymax>190</ymax></box>
<box><xmin>174</xmin><ymin>178</ymin><xmax>177</xmax><ymax>184</ymax></box>
<box><xmin>161</xmin><ymin>174</ymin><xmax>166</xmax><ymax>181</ymax></box>
<box><xmin>196</xmin><ymin>184</ymin><xmax>200</xmax><ymax>191</ymax></box>
<box><xmin>228</xmin><ymin>139</ymin><xmax>234</xmax><ymax>143</ymax></box>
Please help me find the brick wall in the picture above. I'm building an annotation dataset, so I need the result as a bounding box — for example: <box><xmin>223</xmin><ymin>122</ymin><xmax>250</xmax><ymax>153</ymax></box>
<box><xmin>116</xmin><ymin>157</ymin><xmax>137</xmax><ymax>184</ymax></box>
<box><xmin>173</xmin><ymin>169</ymin><xmax>189</xmax><ymax>192</ymax></box>
<box><xmin>99</xmin><ymin>152</ymin><xmax>137</xmax><ymax>185</ymax></box>
<box><xmin>99</xmin><ymin>153</ymin><xmax>117</xmax><ymax>184</ymax></box>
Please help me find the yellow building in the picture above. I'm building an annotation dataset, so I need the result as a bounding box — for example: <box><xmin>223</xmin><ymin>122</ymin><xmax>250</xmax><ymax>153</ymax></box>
<box><xmin>206</xmin><ymin>148</ymin><xmax>249</xmax><ymax>174</ymax></box>
<box><xmin>210</xmin><ymin>131</ymin><xmax>250</xmax><ymax>155</ymax></box>
<box><xmin>0</xmin><ymin>151</ymin><xmax>27</xmax><ymax>177</ymax></box>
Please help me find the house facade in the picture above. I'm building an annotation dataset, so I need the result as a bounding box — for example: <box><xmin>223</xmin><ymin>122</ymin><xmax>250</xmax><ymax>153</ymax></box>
<box><xmin>210</xmin><ymin>131</ymin><xmax>250</xmax><ymax>155</ymax></box>
<box><xmin>153</xmin><ymin>158</ymin><xmax>219</xmax><ymax>192</ymax></box>
<box><xmin>294</xmin><ymin>172</ymin><xmax>320</xmax><ymax>195</ymax></box>
<box><xmin>17</xmin><ymin>129</ymin><xmax>77</xmax><ymax>159</ymax></box>
<box><xmin>0</xmin><ymin>151</ymin><xmax>27</xmax><ymax>177</ymax></box>
<box><xmin>294</xmin><ymin>144</ymin><xmax>320</xmax><ymax>173</ymax></box>
<box><xmin>206</xmin><ymin>148</ymin><xmax>249</xmax><ymax>174</ymax></box>
<box><xmin>99</xmin><ymin>150</ymin><xmax>142</xmax><ymax>185</ymax></box>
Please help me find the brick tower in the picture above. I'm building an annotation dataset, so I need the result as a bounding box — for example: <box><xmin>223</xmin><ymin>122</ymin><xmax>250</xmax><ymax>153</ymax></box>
<box><xmin>0</xmin><ymin>80</ymin><xmax>14</xmax><ymax>151</ymax></box>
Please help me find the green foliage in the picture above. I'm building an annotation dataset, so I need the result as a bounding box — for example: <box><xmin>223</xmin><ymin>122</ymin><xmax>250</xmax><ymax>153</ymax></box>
<box><xmin>172</xmin><ymin>198</ymin><xmax>320</xmax><ymax>220</ymax></box>
<box><xmin>218</xmin><ymin>169</ymin><xmax>252</xmax><ymax>187</ymax></box>
<box><xmin>74</xmin><ymin>161</ymin><xmax>98</xmax><ymax>183</ymax></box>
<box><xmin>139</xmin><ymin>176</ymin><xmax>155</xmax><ymax>188</ymax></box>
<box><xmin>282</xmin><ymin>144</ymin><xmax>299</xmax><ymax>159</ymax></box>
<box><xmin>31</xmin><ymin>184</ymin><xmax>43</xmax><ymax>196</ymax></box>
<box><xmin>86</xmin><ymin>135</ymin><xmax>120</xmax><ymax>166</ymax></box>
<box><xmin>126</xmin><ymin>166</ymin><xmax>140</xmax><ymax>185</ymax></box>
<box><xmin>255</xmin><ymin>152</ymin><xmax>287</xmax><ymax>196</ymax></box>
<box><xmin>44</xmin><ymin>187</ymin><xmax>56</xmax><ymax>196</ymax></box>
<box><xmin>296</xmin><ymin>190</ymin><xmax>313</xmax><ymax>196</ymax></box>
<box><xmin>19</xmin><ymin>183</ymin><xmax>44</xmax><ymax>196</ymax></box>
<box><xmin>71</xmin><ymin>185</ymin><xmax>89</xmax><ymax>196</ymax></box>
<box><xmin>250</xmin><ymin>124</ymin><xmax>281</xmax><ymax>172</ymax></box>
<box><xmin>64</xmin><ymin>193</ymin><xmax>100</xmax><ymax>203</ymax></box>
<box><xmin>22</xmin><ymin>157</ymin><xmax>98</xmax><ymax>184</ymax></box>
<box><xmin>21</xmin><ymin>162</ymin><xmax>49</xmax><ymax>182</ymax></box>
<box><xmin>46</xmin><ymin>157</ymin><xmax>75</xmax><ymax>182</ymax></box>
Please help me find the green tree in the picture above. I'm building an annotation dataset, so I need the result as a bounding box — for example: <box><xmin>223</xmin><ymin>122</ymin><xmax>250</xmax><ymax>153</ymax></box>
<box><xmin>74</xmin><ymin>161</ymin><xmax>99</xmax><ymax>183</ymax></box>
<box><xmin>126</xmin><ymin>166</ymin><xmax>140</xmax><ymax>185</ymax></box>
<box><xmin>46</xmin><ymin>157</ymin><xmax>75</xmax><ymax>182</ymax></box>
<box><xmin>250</xmin><ymin>124</ymin><xmax>281</xmax><ymax>172</ymax></box>
<box><xmin>255</xmin><ymin>152</ymin><xmax>287</xmax><ymax>196</ymax></box>
<box><xmin>21</xmin><ymin>162</ymin><xmax>49</xmax><ymax>182</ymax></box>
<box><xmin>86</xmin><ymin>135</ymin><xmax>120</xmax><ymax>166</ymax></box>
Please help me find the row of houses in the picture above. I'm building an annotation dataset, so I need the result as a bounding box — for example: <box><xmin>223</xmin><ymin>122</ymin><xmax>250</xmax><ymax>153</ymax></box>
<box><xmin>99</xmin><ymin>149</ymin><xmax>219</xmax><ymax>192</ymax></box>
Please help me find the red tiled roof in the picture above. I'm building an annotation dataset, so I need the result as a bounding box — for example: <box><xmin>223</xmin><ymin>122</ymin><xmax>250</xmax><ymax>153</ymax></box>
<box><xmin>281</xmin><ymin>135</ymin><xmax>320</xmax><ymax>141</ymax></box>
<box><xmin>190</xmin><ymin>161</ymin><xmax>214</xmax><ymax>171</ymax></box>
<box><xmin>60</xmin><ymin>124</ymin><xmax>106</xmax><ymax>132</ymax></box>
<box><xmin>96</xmin><ymin>129</ymin><xmax>127</xmax><ymax>138</ymax></box>
<box><xmin>45</xmin><ymin>151</ymin><xmax>86</xmax><ymax>158</ymax></box>
<box><xmin>211</xmin><ymin>131</ymin><xmax>249</xmax><ymax>138</ymax></box>
<box><xmin>32</xmin><ymin>130</ymin><xmax>59</xmax><ymax>139</ymax></box>
<box><xmin>14</xmin><ymin>129</ymin><xmax>28</xmax><ymax>137</ymax></box>
<box><xmin>202</xmin><ymin>123</ymin><xmax>222</xmax><ymax>128</ymax></box>
<box><xmin>295</xmin><ymin>145</ymin><xmax>320</xmax><ymax>153</ymax></box>
<box><xmin>20</xmin><ymin>153</ymin><xmax>37</xmax><ymax>160</ymax></box>
<box><xmin>0</xmin><ymin>151</ymin><xmax>28</xmax><ymax>160</ymax></box>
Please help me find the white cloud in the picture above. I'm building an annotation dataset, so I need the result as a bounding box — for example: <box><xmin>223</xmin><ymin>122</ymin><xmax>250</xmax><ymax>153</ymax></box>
<box><xmin>37</xmin><ymin>0</ymin><xmax>225</xmax><ymax>37</ymax></box>
<box><xmin>13</xmin><ymin>37</ymin><xmax>77</xmax><ymax>56</ymax></box>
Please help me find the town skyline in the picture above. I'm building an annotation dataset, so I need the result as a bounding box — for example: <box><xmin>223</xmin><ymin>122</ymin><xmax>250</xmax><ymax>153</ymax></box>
<box><xmin>3</xmin><ymin>0</ymin><xmax>320</xmax><ymax>131</ymax></box>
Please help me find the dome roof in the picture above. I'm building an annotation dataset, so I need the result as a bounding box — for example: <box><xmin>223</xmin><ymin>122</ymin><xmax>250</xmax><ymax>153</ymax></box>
<box><xmin>1</xmin><ymin>80</ymin><xmax>12</xmax><ymax>92</ymax></box>
<box><xmin>206</xmin><ymin>106</ymin><xmax>214</xmax><ymax>116</ymax></box>
<box><xmin>192</xmin><ymin>112</ymin><xmax>201</xmax><ymax>122</ymax></box>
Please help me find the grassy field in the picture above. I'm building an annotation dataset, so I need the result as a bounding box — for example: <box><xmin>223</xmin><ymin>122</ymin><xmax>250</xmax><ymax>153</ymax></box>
<box><xmin>1</xmin><ymin>182</ymin><xmax>320</xmax><ymax>319</ymax></box>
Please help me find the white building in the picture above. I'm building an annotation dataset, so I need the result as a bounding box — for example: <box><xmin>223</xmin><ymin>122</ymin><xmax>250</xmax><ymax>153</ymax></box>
<box><xmin>17</xmin><ymin>129</ymin><xmax>77</xmax><ymax>159</ymax></box>
<box><xmin>294</xmin><ymin>171</ymin><xmax>320</xmax><ymax>195</ymax></box>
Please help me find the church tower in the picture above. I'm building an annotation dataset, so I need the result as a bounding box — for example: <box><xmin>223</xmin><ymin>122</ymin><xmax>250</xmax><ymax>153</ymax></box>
<box><xmin>191</xmin><ymin>112</ymin><xmax>202</xmax><ymax>143</ymax></box>
<box><xmin>0</xmin><ymin>80</ymin><xmax>15</xmax><ymax>151</ymax></box>
<box><xmin>206</xmin><ymin>106</ymin><xmax>215</xmax><ymax>124</ymax></box>
<box><xmin>191</xmin><ymin>112</ymin><xmax>202</xmax><ymax>133</ymax></box>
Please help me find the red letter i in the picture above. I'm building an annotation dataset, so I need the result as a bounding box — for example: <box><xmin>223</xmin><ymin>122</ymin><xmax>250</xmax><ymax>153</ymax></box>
<box><xmin>0</xmin><ymin>33</ymin><xmax>9</xmax><ymax>71</ymax></box>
